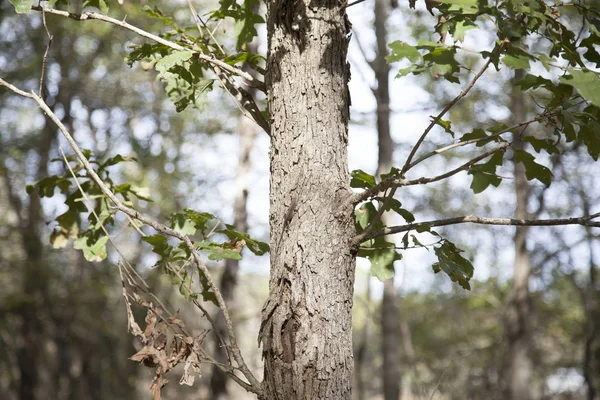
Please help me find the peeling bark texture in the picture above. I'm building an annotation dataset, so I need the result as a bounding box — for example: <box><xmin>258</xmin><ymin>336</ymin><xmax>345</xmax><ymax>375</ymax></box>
<box><xmin>373</xmin><ymin>0</ymin><xmax>401</xmax><ymax>399</ymax></box>
<box><xmin>259</xmin><ymin>0</ymin><xmax>356</xmax><ymax>398</ymax></box>
<box><xmin>505</xmin><ymin>68</ymin><xmax>533</xmax><ymax>400</ymax></box>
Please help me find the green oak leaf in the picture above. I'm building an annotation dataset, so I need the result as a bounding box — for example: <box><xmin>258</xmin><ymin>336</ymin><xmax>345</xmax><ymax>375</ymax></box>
<box><xmin>74</xmin><ymin>236</ymin><xmax>109</xmax><ymax>262</ymax></box>
<box><xmin>370</xmin><ymin>246</ymin><xmax>400</xmax><ymax>281</ymax></box>
<box><xmin>514</xmin><ymin>149</ymin><xmax>553</xmax><ymax>186</ymax></box>
<box><xmin>9</xmin><ymin>0</ymin><xmax>35</xmax><ymax>13</ymax></box>
<box><xmin>453</xmin><ymin>20</ymin><xmax>476</xmax><ymax>41</ymax></box>
<box><xmin>503</xmin><ymin>54</ymin><xmax>531</xmax><ymax>70</ymax></box>
<box><xmin>560</xmin><ymin>69</ymin><xmax>600</xmax><ymax>107</ymax></box>
<box><xmin>350</xmin><ymin>169</ymin><xmax>376</xmax><ymax>189</ymax></box>
<box><xmin>432</xmin><ymin>240</ymin><xmax>474</xmax><ymax>290</ymax></box>
<box><xmin>386</xmin><ymin>41</ymin><xmax>421</xmax><ymax>64</ymax></box>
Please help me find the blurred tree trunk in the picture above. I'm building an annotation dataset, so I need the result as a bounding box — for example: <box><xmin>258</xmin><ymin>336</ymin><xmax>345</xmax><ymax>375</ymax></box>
<box><xmin>374</xmin><ymin>0</ymin><xmax>401</xmax><ymax>398</ymax></box>
<box><xmin>581</xmin><ymin>194</ymin><xmax>600</xmax><ymax>400</ymax></box>
<box><xmin>259</xmin><ymin>0</ymin><xmax>355</xmax><ymax>397</ymax></box>
<box><xmin>209</xmin><ymin>61</ymin><xmax>258</xmax><ymax>399</ymax></box>
<box><xmin>505</xmin><ymin>68</ymin><xmax>532</xmax><ymax>400</ymax></box>
<box><xmin>353</xmin><ymin>269</ymin><xmax>371</xmax><ymax>400</ymax></box>
<box><xmin>16</xmin><ymin>104</ymin><xmax>61</xmax><ymax>400</ymax></box>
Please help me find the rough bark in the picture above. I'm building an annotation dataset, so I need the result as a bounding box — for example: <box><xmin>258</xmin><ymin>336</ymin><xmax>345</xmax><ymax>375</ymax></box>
<box><xmin>505</xmin><ymin>68</ymin><xmax>533</xmax><ymax>400</ymax></box>
<box><xmin>259</xmin><ymin>0</ymin><xmax>355</xmax><ymax>398</ymax></box>
<box><xmin>373</xmin><ymin>0</ymin><xmax>401</xmax><ymax>399</ymax></box>
<box><xmin>209</xmin><ymin>79</ymin><xmax>258</xmax><ymax>399</ymax></box>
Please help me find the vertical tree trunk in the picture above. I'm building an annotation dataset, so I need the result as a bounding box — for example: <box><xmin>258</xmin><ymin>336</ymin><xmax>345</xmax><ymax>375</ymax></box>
<box><xmin>581</xmin><ymin>196</ymin><xmax>599</xmax><ymax>400</ymax></box>
<box><xmin>505</xmin><ymin>68</ymin><xmax>532</xmax><ymax>400</ymax></box>
<box><xmin>259</xmin><ymin>0</ymin><xmax>356</xmax><ymax>398</ymax></box>
<box><xmin>17</xmin><ymin>110</ymin><xmax>59</xmax><ymax>400</ymax></box>
<box><xmin>373</xmin><ymin>0</ymin><xmax>401</xmax><ymax>399</ymax></box>
<box><xmin>583</xmin><ymin>236</ymin><xmax>599</xmax><ymax>400</ymax></box>
<box><xmin>353</xmin><ymin>269</ymin><xmax>371</xmax><ymax>400</ymax></box>
<box><xmin>210</xmin><ymin>80</ymin><xmax>258</xmax><ymax>399</ymax></box>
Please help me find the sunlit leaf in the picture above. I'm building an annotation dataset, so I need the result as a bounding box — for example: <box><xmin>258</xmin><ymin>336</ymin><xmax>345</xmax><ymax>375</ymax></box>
<box><xmin>560</xmin><ymin>69</ymin><xmax>600</xmax><ymax>107</ymax></box>
<box><xmin>350</xmin><ymin>169</ymin><xmax>376</xmax><ymax>189</ymax></box>
<box><xmin>9</xmin><ymin>0</ymin><xmax>35</xmax><ymax>14</ymax></box>
<box><xmin>74</xmin><ymin>236</ymin><xmax>109</xmax><ymax>262</ymax></box>
<box><xmin>387</xmin><ymin>41</ymin><xmax>421</xmax><ymax>63</ymax></box>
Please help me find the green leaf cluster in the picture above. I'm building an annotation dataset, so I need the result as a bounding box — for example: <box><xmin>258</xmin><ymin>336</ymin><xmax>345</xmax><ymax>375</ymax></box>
<box><xmin>387</xmin><ymin>41</ymin><xmax>462</xmax><ymax>83</ymax></box>
<box><xmin>355</xmin><ymin>203</ymin><xmax>402</xmax><ymax>281</ymax></box>
<box><xmin>208</xmin><ymin>0</ymin><xmax>264</xmax><ymax>49</ymax></box>
<box><xmin>468</xmin><ymin>151</ymin><xmax>504</xmax><ymax>194</ymax></box>
<box><xmin>27</xmin><ymin>152</ymin><xmax>142</xmax><ymax>262</ymax></box>
<box><xmin>153</xmin><ymin>50</ymin><xmax>215</xmax><ymax>112</ymax></box>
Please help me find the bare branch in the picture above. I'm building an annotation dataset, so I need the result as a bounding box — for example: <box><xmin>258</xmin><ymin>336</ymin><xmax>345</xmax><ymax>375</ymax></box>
<box><xmin>355</xmin><ymin>214</ymin><xmax>600</xmax><ymax>245</ymax></box>
<box><xmin>351</xmin><ymin>144</ymin><xmax>508</xmax><ymax>244</ymax></box>
<box><xmin>346</xmin><ymin>112</ymin><xmax>556</xmax><ymax>208</ymax></box>
<box><xmin>186</xmin><ymin>0</ymin><xmax>225</xmax><ymax>55</ymax></box>
<box><xmin>346</xmin><ymin>0</ymin><xmax>367</xmax><ymax>8</ymax></box>
<box><xmin>400</xmin><ymin>39</ymin><xmax>509</xmax><ymax>177</ymax></box>
<box><xmin>406</xmin><ymin>118</ymin><xmax>540</xmax><ymax>170</ymax></box>
<box><xmin>0</xmin><ymin>77</ymin><xmax>263</xmax><ymax>396</ymax></box>
<box><xmin>39</xmin><ymin>8</ymin><xmax>53</xmax><ymax>98</ymax></box>
<box><xmin>401</xmin><ymin>143</ymin><xmax>508</xmax><ymax>186</ymax></box>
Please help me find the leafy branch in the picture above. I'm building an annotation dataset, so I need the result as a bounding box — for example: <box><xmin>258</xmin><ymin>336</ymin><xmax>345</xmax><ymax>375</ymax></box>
<box><xmin>400</xmin><ymin>39</ymin><xmax>509</xmax><ymax>177</ymax></box>
<box><xmin>0</xmin><ymin>77</ymin><xmax>264</xmax><ymax>397</ymax></box>
<box><xmin>30</xmin><ymin>5</ymin><xmax>270</xmax><ymax>135</ymax></box>
<box><xmin>351</xmin><ymin>143</ymin><xmax>508</xmax><ymax>244</ymax></box>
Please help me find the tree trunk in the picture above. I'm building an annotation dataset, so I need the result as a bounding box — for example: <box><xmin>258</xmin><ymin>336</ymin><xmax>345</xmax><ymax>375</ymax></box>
<box><xmin>505</xmin><ymin>68</ymin><xmax>532</xmax><ymax>400</ymax></box>
<box><xmin>353</xmin><ymin>269</ymin><xmax>371</xmax><ymax>400</ymax></box>
<box><xmin>17</xmin><ymin>108</ymin><xmax>59</xmax><ymax>400</ymax></box>
<box><xmin>583</xmin><ymin>236</ymin><xmax>600</xmax><ymax>400</ymax></box>
<box><xmin>581</xmin><ymin>195</ymin><xmax>600</xmax><ymax>400</ymax></box>
<box><xmin>259</xmin><ymin>1</ymin><xmax>355</xmax><ymax>398</ymax></box>
<box><xmin>210</xmin><ymin>78</ymin><xmax>258</xmax><ymax>399</ymax></box>
<box><xmin>373</xmin><ymin>0</ymin><xmax>401</xmax><ymax>399</ymax></box>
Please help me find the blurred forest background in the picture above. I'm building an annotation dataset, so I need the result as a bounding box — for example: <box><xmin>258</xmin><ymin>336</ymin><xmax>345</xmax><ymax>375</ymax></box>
<box><xmin>0</xmin><ymin>0</ymin><xmax>599</xmax><ymax>399</ymax></box>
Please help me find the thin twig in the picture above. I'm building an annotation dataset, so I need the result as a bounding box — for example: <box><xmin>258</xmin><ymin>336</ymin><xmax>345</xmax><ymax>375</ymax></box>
<box><xmin>39</xmin><ymin>8</ymin><xmax>54</xmax><ymax>98</ymax></box>
<box><xmin>400</xmin><ymin>39</ymin><xmax>509</xmax><ymax>177</ymax></box>
<box><xmin>407</xmin><ymin>118</ymin><xmax>539</xmax><ymax>170</ymax></box>
<box><xmin>347</xmin><ymin>113</ymin><xmax>555</xmax><ymax>208</ymax></box>
<box><xmin>429</xmin><ymin>363</ymin><xmax>450</xmax><ymax>400</ymax></box>
<box><xmin>186</xmin><ymin>0</ymin><xmax>225</xmax><ymax>55</ymax></box>
<box><xmin>346</xmin><ymin>0</ymin><xmax>367</xmax><ymax>8</ymax></box>
<box><xmin>352</xmin><ymin>144</ymin><xmax>508</xmax><ymax>244</ymax></box>
<box><xmin>402</xmin><ymin>143</ymin><xmax>508</xmax><ymax>187</ymax></box>
<box><xmin>356</xmin><ymin>213</ymin><xmax>600</xmax><ymax>244</ymax></box>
